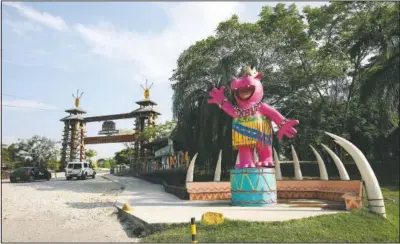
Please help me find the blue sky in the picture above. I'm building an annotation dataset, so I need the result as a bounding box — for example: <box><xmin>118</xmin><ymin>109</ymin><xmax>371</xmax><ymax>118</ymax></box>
<box><xmin>2</xmin><ymin>1</ymin><xmax>328</xmax><ymax>159</ymax></box>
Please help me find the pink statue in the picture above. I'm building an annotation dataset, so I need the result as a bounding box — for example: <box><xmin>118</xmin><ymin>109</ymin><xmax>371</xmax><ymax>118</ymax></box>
<box><xmin>208</xmin><ymin>66</ymin><xmax>299</xmax><ymax>169</ymax></box>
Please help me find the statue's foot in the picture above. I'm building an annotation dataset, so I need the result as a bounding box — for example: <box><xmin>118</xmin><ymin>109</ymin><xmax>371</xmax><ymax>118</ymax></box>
<box><xmin>236</xmin><ymin>163</ymin><xmax>256</xmax><ymax>169</ymax></box>
<box><xmin>255</xmin><ymin>162</ymin><xmax>263</xmax><ymax>167</ymax></box>
<box><xmin>261</xmin><ymin>159</ymin><xmax>274</xmax><ymax>168</ymax></box>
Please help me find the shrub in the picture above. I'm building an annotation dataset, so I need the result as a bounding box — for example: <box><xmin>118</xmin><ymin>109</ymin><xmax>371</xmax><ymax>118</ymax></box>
<box><xmin>103</xmin><ymin>161</ymin><xmax>111</xmax><ymax>168</ymax></box>
<box><xmin>92</xmin><ymin>161</ymin><xmax>99</xmax><ymax>168</ymax></box>
<box><xmin>139</xmin><ymin>161</ymin><xmax>399</xmax><ymax>187</ymax></box>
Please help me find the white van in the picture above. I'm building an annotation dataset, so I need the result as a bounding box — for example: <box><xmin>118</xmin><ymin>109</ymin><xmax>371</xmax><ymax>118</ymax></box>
<box><xmin>65</xmin><ymin>161</ymin><xmax>96</xmax><ymax>180</ymax></box>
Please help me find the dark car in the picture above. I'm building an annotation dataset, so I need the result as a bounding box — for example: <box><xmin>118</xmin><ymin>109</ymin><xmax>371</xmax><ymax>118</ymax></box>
<box><xmin>10</xmin><ymin>167</ymin><xmax>51</xmax><ymax>183</ymax></box>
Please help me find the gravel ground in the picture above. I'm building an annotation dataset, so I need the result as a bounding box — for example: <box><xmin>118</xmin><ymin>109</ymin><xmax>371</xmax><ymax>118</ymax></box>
<box><xmin>1</xmin><ymin>173</ymin><xmax>138</xmax><ymax>242</ymax></box>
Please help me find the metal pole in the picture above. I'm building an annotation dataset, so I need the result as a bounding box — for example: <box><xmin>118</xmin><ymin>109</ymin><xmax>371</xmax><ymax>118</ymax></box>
<box><xmin>190</xmin><ymin>217</ymin><xmax>197</xmax><ymax>243</ymax></box>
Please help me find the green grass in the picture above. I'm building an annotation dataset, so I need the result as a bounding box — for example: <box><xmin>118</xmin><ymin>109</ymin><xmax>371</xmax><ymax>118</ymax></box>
<box><xmin>142</xmin><ymin>186</ymin><xmax>399</xmax><ymax>243</ymax></box>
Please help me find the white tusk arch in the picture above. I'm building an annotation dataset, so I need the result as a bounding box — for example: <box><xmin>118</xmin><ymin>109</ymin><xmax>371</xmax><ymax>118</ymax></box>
<box><xmin>185</xmin><ymin>153</ymin><xmax>198</xmax><ymax>182</ymax></box>
<box><xmin>291</xmin><ymin>145</ymin><xmax>303</xmax><ymax>180</ymax></box>
<box><xmin>253</xmin><ymin>147</ymin><xmax>259</xmax><ymax>163</ymax></box>
<box><xmin>235</xmin><ymin>151</ymin><xmax>240</xmax><ymax>166</ymax></box>
<box><xmin>310</xmin><ymin>145</ymin><xmax>328</xmax><ymax>180</ymax></box>
<box><xmin>213</xmin><ymin>150</ymin><xmax>222</xmax><ymax>182</ymax></box>
<box><xmin>273</xmin><ymin>148</ymin><xmax>282</xmax><ymax>180</ymax></box>
<box><xmin>321</xmin><ymin>143</ymin><xmax>350</xmax><ymax>180</ymax></box>
<box><xmin>325</xmin><ymin>132</ymin><xmax>386</xmax><ymax>218</ymax></box>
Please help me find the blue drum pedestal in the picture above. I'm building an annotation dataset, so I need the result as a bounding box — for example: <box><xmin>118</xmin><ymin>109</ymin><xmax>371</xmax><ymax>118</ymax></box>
<box><xmin>230</xmin><ymin>168</ymin><xmax>277</xmax><ymax>207</ymax></box>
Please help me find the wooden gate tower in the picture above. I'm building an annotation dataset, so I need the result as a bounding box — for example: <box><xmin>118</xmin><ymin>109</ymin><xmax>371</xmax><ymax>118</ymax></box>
<box><xmin>60</xmin><ymin>91</ymin><xmax>87</xmax><ymax>164</ymax></box>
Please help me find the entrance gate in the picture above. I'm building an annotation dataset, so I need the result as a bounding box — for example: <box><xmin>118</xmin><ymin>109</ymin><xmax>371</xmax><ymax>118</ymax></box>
<box><xmin>59</xmin><ymin>82</ymin><xmax>159</xmax><ymax>167</ymax></box>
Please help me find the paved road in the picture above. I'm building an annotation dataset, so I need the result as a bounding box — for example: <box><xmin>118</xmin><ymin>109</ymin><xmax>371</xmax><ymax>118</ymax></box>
<box><xmin>1</xmin><ymin>173</ymin><xmax>138</xmax><ymax>242</ymax></box>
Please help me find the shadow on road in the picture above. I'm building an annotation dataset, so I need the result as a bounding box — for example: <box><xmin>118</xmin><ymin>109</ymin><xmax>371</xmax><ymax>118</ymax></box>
<box><xmin>115</xmin><ymin>209</ymin><xmax>139</xmax><ymax>238</ymax></box>
<box><xmin>4</xmin><ymin>175</ymin><xmax>121</xmax><ymax>194</ymax></box>
<box><xmin>66</xmin><ymin>201</ymin><xmax>117</xmax><ymax>209</ymax></box>
<box><xmin>1</xmin><ymin>179</ymin><xmax>49</xmax><ymax>184</ymax></box>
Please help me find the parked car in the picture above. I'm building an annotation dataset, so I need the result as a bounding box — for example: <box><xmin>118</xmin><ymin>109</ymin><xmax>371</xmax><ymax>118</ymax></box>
<box><xmin>65</xmin><ymin>161</ymin><xmax>96</xmax><ymax>180</ymax></box>
<box><xmin>10</xmin><ymin>167</ymin><xmax>51</xmax><ymax>183</ymax></box>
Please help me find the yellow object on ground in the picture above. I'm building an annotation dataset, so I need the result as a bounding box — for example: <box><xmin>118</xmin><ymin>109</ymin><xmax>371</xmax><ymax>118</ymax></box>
<box><xmin>201</xmin><ymin>212</ymin><xmax>225</xmax><ymax>225</ymax></box>
<box><xmin>122</xmin><ymin>203</ymin><xmax>133</xmax><ymax>211</ymax></box>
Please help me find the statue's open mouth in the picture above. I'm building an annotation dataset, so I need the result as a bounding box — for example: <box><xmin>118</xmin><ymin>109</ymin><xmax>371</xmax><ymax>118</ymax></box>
<box><xmin>234</xmin><ymin>85</ymin><xmax>255</xmax><ymax>101</ymax></box>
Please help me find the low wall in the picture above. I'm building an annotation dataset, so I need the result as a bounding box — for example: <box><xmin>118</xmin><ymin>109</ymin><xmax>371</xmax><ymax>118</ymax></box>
<box><xmin>136</xmin><ymin>175</ymin><xmax>188</xmax><ymax>200</ymax></box>
<box><xmin>137</xmin><ymin>174</ymin><xmax>364</xmax><ymax>210</ymax></box>
<box><xmin>277</xmin><ymin>180</ymin><xmax>363</xmax><ymax>204</ymax></box>
<box><xmin>185</xmin><ymin>180</ymin><xmax>364</xmax><ymax>210</ymax></box>
<box><xmin>186</xmin><ymin>182</ymin><xmax>231</xmax><ymax>201</ymax></box>
<box><xmin>163</xmin><ymin>183</ymin><xmax>189</xmax><ymax>200</ymax></box>
<box><xmin>136</xmin><ymin>175</ymin><xmax>164</xmax><ymax>185</ymax></box>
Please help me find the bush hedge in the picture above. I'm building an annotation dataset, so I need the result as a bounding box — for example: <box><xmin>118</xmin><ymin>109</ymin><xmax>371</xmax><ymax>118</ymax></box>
<box><xmin>139</xmin><ymin>161</ymin><xmax>399</xmax><ymax>187</ymax></box>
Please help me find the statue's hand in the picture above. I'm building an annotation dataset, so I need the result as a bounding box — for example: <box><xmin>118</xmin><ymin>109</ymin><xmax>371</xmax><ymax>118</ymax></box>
<box><xmin>277</xmin><ymin>119</ymin><xmax>299</xmax><ymax>140</ymax></box>
<box><xmin>208</xmin><ymin>86</ymin><xmax>226</xmax><ymax>105</ymax></box>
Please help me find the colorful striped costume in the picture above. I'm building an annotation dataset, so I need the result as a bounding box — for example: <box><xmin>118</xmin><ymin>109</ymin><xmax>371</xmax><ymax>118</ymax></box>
<box><xmin>232</xmin><ymin>115</ymin><xmax>273</xmax><ymax>149</ymax></box>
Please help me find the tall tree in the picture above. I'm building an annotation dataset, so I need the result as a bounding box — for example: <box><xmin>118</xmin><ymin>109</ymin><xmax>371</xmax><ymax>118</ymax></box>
<box><xmin>114</xmin><ymin>148</ymin><xmax>136</xmax><ymax>165</ymax></box>
<box><xmin>1</xmin><ymin>146</ymin><xmax>12</xmax><ymax>169</ymax></box>
<box><xmin>15</xmin><ymin>136</ymin><xmax>59</xmax><ymax>168</ymax></box>
<box><xmin>85</xmin><ymin>149</ymin><xmax>97</xmax><ymax>163</ymax></box>
<box><xmin>139</xmin><ymin>120</ymin><xmax>177</xmax><ymax>141</ymax></box>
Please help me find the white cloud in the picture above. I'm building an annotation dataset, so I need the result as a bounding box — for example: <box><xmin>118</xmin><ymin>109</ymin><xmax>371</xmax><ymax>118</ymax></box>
<box><xmin>3</xmin><ymin>2</ymin><xmax>69</xmax><ymax>31</ymax></box>
<box><xmin>73</xmin><ymin>2</ymin><xmax>329</xmax><ymax>85</ymax></box>
<box><xmin>3</xmin><ymin>47</ymin><xmax>72</xmax><ymax>72</ymax></box>
<box><xmin>4</xmin><ymin>19</ymin><xmax>42</xmax><ymax>36</ymax></box>
<box><xmin>2</xmin><ymin>99</ymin><xmax>59</xmax><ymax>111</ymax></box>
<box><xmin>67</xmin><ymin>44</ymin><xmax>77</xmax><ymax>50</ymax></box>
<box><xmin>74</xmin><ymin>2</ymin><xmax>241</xmax><ymax>82</ymax></box>
<box><xmin>30</xmin><ymin>49</ymin><xmax>50</xmax><ymax>55</ymax></box>
<box><xmin>3</xmin><ymin>59</ymin><xmax>72</xmax><ymax>72</ymax></box>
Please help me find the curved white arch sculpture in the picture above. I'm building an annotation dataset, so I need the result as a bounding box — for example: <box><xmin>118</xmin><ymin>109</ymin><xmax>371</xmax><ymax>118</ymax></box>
<box><xmin>185</xmin><ymin>152</ymin><xmax>198</xmax><ymax>182</ymax></box>
<box><xmin>291</xmin><ymin>145</ymin><xmax>303</xmax><ymax>180</ymax></box>
<box><xmin>253</xmin><ymin>147</ymin><xmax>259</xmax><ymax>162</ymax></box>
<box><xmin>273</xmin><ymin>148</ymin><xmax>282</xmax><ymax>180</ymax></box>
<box><xmin>309</xmin><ymin>145</ymin><xmax>329</xmax><ymax>180</ymax></box>
<box><xmin>235</xmin><ymin>151</ymin><xmax>240</xmax><ymax>166</ymax></box>
<box><xmin>321</xmin><ymin>143</ymin><xmax>350</xmax><ymax>180</ymax></box>
<box><xmin>325</xmin><ymin>132</ymin><xmax>386</xmax><ymax>218</ymax></box>
<box><xmin>213</xmin><ymin>150</ymin><xmax>222</xmax><ymax>182</ymax></box>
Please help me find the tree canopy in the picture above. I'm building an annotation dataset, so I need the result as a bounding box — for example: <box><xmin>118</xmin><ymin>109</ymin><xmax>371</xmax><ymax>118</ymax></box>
<box><xmin>170</xmin><ymin>2</ymin><xmax>399</xmax><ymax>168</ymax></box>
<box><xmin>13</xmin><ymin>136</ymin><xmax>60</xmax><ymax>168</ymax></box>
<box><xmin>85</xmin><ymin>149</ymin><xmax>97</xmax><ymax>161</ymax></box>
<box><xmin>114</xmin><ymin>148</ymin><xmax>136</xmax><ymax>165</ymax></box>
<box><xmin>138</xmin><ymin>120</ymin><xmax>177</xmax><ymax>142</ymax></box>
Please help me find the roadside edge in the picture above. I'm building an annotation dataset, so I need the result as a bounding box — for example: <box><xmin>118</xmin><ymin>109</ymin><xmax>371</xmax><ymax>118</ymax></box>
<box><xmin>101</xmin><ymin>174</ymin><xmax>164</xmax><ymax>238</ymax></box>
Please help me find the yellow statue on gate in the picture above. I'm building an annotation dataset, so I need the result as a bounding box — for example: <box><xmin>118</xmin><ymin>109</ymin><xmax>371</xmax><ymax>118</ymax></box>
<box><xmin>140</xmin><ymin>79</ymin><xmax>154</xmax><ymax>100</ymax></box>
<box><xmin>72</xmin><ymin>89</ymin><xmax>84</xmax><ymax>108</ymax></box>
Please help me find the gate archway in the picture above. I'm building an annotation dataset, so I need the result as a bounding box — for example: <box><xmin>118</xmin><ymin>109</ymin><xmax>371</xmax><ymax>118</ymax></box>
<box><xmin>59</xmin><ymin>83</ymin><xmax>160</xmax><ymax>167</ymax></box>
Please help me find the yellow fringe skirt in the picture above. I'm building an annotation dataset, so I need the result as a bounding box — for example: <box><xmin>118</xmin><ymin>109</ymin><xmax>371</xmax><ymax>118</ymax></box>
<box><xmin>232</xmin><ymin>116</ymin><xmax>272</xmax><ymax>149</ymax></box>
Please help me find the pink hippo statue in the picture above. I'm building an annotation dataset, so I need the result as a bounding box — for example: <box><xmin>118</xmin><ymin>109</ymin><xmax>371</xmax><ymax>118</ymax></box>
<box><xmin>208</xmin><ymin>66</ymin><xmax>299</xmax><ymax>169</ymax></box>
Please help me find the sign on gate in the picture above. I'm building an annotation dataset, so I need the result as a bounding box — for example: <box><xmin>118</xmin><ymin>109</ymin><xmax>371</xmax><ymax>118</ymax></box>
<box><xmin>84</xmin><ymin>134</ymin><xmax>137</xmax><ymax>144</ymax></box>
